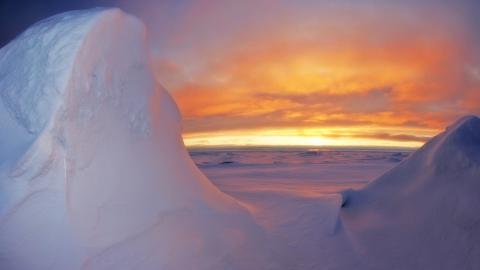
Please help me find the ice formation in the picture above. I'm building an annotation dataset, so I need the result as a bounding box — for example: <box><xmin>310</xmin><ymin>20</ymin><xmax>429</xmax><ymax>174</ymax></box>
<box><xmin>0</xmin><ymin>8</ymin><xmax>266</xmax><ymax>270</ymax></box>
<box><xmin>341</xmin><ymin>115</ymin><xmax>480</xmax><ymax>270</ymax></box>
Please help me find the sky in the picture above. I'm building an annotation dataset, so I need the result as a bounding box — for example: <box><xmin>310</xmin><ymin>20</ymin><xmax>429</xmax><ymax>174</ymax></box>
<box><xmin>1</xmin><ymin>0</ymin><xmax>479</xmax><ymax>148</ymax></box>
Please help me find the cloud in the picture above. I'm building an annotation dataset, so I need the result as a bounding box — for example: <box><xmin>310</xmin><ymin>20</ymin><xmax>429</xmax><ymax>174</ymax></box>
<box><xmin>158</xmin><ymin>1</ymin><xmax>480</xmax><ymax>146</ymax></box>
<box><xmin>348</xmin><ymin>133</ymin><xmax>430</xmax><ymax>143</ymax></box>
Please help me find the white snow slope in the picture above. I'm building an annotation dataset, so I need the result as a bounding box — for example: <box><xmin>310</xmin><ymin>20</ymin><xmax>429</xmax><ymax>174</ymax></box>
<box><xmin>0</xmin><ymin>8</ymin><xmax>268</xmax><ymax>270</ymax></box>
<box><xmin>341</xmin><ymin>115</ymin><xmax>480</xmax><ymax>270</ymax></box>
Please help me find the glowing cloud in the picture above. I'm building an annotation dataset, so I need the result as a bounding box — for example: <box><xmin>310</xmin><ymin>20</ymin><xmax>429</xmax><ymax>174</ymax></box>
<box><xmin>122</xmin><ymin>0</ymin><xmax>480</xmax><ymax>147</ymax></box>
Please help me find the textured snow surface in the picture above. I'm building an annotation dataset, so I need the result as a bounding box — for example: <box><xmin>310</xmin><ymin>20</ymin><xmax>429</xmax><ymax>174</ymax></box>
<box><xmin>0</xmin><ymin>9</ymin><xmax>102</xmax><ymax>134</ymax></box>
<box><xmin>192</xmin><ymin>149</ymin><xmax>407</xmax><ymax>269</ymax></box>
<box><xmin>1</xmin><ymin>7</ymin><xmax>479</xmax><ymax>270</ymax></box>
<box><xmin>0</xmin><ymin>8</ymin><xmax>267</xmax><ymax>270</ymax></box>
<box><xmin>341</xmin><ymin>115</ymin><xmax>480</xmax><ymax>270</ymax></box>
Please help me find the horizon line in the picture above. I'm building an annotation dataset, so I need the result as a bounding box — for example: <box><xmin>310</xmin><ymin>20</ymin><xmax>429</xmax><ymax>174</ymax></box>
<box><xmin>185</xmin><ymin>144</ymin><xmax>418</xmax><ymax>151</ymax></box>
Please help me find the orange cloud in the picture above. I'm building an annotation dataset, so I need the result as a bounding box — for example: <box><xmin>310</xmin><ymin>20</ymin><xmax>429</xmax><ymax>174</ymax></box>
<box><xmin>150</xmin><ymin>1</ymin><xmax>479</xmax><ymax>147</ymax></box>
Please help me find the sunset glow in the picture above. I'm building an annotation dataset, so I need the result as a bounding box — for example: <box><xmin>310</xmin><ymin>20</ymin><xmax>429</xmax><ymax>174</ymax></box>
<box><xmin>183</xmin><ymin>126</ymin><xmax>436</xmax><ymax>148</ymax></box>
<box><xmin>120</xmin><ymin>0</ymin><xmax>480</xmax><ymax>148</ymax></box>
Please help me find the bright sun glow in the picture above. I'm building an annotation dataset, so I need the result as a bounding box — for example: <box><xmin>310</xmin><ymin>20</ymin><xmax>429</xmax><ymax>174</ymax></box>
<box><xmin>183</xmin><ymin>126</ymin><xmax>438</xmax><ymax>148</ymax></box>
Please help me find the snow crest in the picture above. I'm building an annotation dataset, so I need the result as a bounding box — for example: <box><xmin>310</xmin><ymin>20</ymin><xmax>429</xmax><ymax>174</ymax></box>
<box><xmin>0</xmin><ymin>9</ymin><xmax>104</xmax><ymax>134</ymax></box>
<box><xmin>0</xmin><ymin>8</ymin><xmax>267</xmax><ymax>270</ymax></box>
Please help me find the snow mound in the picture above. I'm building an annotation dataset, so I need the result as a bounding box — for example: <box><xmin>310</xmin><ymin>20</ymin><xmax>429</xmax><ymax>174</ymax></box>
<box><xmin>0</xmin><ymin>8</ymin><xmax>267</xmax><ymax>270</ymax></box>
<box><xmin>341</xmin><ymin>115</ymin><xmax>480</xmax><ymax>270</ymax></box>
<box><xmin>427</xmin><ymin>115</ymin><xmax>480</xmax><ymax>172</ymax></box>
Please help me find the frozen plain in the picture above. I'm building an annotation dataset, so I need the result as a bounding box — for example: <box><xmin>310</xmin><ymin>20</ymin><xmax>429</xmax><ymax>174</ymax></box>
<box><xmin>191</xmin><ymin>149</ymin><xmax>410</xmax><ymax>269</ymax></box>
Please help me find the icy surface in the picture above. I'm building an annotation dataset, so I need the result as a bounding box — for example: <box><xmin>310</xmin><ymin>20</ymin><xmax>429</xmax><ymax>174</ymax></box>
<box><xmin>0</xmin><ymin>8</ymin><xmax>267</xmax><ymax>270</ymax></box>
<box><xmin>0</xmin><ymin>9</ymin><xmax>102</xmax><ymax>134</ymax></box>
<box><xmin>191</xmin><ymin>149</ymin><xmax>409</xmax><ymax>269</ymax></box>
<box><xmin>191</xmin><ymin>149</ymin><xmax>408</xmax><ymax>195</ymax></box>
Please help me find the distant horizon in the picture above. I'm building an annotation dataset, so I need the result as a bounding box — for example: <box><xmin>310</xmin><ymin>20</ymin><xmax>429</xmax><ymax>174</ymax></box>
<box><xmin>185</xmin><ymin>143</ymin><xmax>418</xmax><ymax>151</ymax></box>
<box><xmin>182</xmin><ymin>125</ymin><xmax>435</xmax><ymax>149</ymax></box>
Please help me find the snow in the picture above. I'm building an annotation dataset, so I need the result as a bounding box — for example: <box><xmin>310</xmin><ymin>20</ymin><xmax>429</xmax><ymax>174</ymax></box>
<box><xmin>192</xmin><ymin>116</ymin><xmax>480</xmax><ymax>270</ymax></box>
<box><xmin>192</xmin><ymin>149</ymin><xmax>408</xmax><ymax>269</ymax></box>
<box><xmin>341</xmin><ymin>115</ymin><xmax>480</xmax><ymax>270</ymax></box>
<box><xmin>1</xmin><ymin>7</ymin><xmax>479</xmax><ymax>270</ymax></box>
<box><xmin>192</xmin><ymin>149</ymin><xmax>408</xmax><ymax>196</ymax></box>
<box><xmin>0</xmin><ymin>8</ymin><xmax>267</xmax><ymax>270</ymax></box>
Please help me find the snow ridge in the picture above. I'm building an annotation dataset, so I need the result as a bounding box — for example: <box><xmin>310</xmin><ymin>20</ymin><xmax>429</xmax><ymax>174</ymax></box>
<box><xmin>0</xmin><ymin>8</ymin><xmax>267</xmax><ymax>270</ymax></box>
<box><xmin>341</xmin><ymin>115</ymin><xmax>480</xmax><ymax>270</ymax></box>
<box><xmin>0</xmin><ymin>9</ymin><xmax>106</xmax><ymax>134</ymax></box>
<box><xmin>427</xmin><ymin>115</ymin><xmax>480</xmax><ymax>173</ymax></box>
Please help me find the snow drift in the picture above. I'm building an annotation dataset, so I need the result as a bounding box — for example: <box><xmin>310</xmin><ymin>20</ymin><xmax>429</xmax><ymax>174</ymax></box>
<box><xmin>341</xmin><ymin>115</ymin><xmax>480</xmax><ymax>270</ymax></box>
<box><xmin>0</xmin><ymin>8</ymin><xmax>266</xmax><ymax>270</ymax></box>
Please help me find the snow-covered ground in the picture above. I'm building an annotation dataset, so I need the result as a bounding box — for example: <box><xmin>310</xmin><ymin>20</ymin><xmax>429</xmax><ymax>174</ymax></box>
<box><xmin>1</xmin><ymin>7</ymin><xmax>480</xmax><ymax>270</ymax></box>
<box><xmin>192</xmin><ymin>149</ymin><xmax>409</xmax><ymax>196</ymax></box>
<box><xmin>0</xmin><ymin>8</ymin><xmax>268</xmax><ymax>270</ymax></box>
<box><xmin>191</xmin><ymin>149</ymin><xmax>410</xmax><ymax>269</ymax></box>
